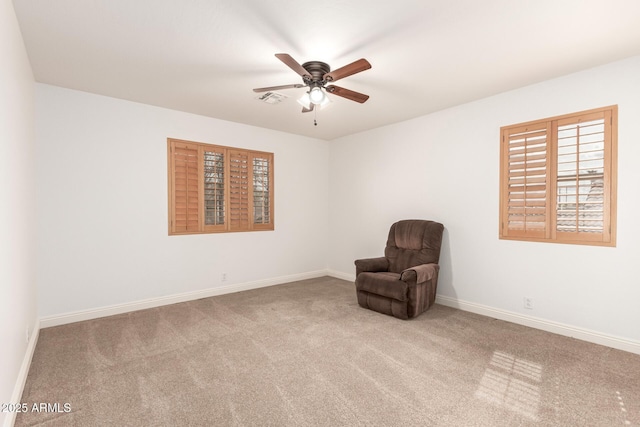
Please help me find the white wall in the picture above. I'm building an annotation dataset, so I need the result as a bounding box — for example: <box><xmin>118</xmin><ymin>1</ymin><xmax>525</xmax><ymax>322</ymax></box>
<box><xmin>0</xmin><ymin>0</ymin><xmax>37</xmax><ymax>425</ymax></box>
<box><xmin>329</xmin><ymin>55</ymin><xmax>640</xmax><ymax>344</ymax></box>
<box><xmin>35</xmin><ymin>84</ymin><xmax>329</xmax><ymax>318</ymax></box>
<box><xmin>29</xmin><ymin>49</ymin><xmax>640</xmax><ymax>350</ymax></box>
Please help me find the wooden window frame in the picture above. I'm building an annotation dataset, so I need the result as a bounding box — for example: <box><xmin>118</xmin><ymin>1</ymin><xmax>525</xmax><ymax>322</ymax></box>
<box><xmin>499</xmin><ymin>106</ymin><xmax>617</xmax><ymax>247</ymax></box>
<box><xmin>168</xmin><ymin>138</ymin><xmax>274</xmax><ymax>235</ymax></box>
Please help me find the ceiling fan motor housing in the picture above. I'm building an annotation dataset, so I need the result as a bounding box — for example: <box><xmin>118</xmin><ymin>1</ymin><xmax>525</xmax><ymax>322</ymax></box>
<box><xmin>301</xmin><ymin>61</ymin><xmax>331</xmax><ymax>85</ymax></box>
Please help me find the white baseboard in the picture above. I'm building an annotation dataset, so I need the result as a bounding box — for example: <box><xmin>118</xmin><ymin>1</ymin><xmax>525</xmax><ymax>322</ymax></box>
<box><xmin>436</xmin><ymin>295</ymin><xmax>640</xmax><ymax>355</ymax></box>
<box><xmin>326</xmin><ymin>269</ymin><xmax>355</xmax><ymax>282</ymax></box>
<box><xmin>40</xmin><ymin>270</ymin><xmax>328</xmax><ymax>328</ymax></box>
<box><xmin>4</xmin><ymin>319</ymin><xmax>40</xmax><ymax>427</ymax></box>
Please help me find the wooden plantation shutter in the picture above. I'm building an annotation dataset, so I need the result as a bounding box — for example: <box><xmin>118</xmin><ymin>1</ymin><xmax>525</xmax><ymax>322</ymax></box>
<box><xmin>499</xmin><ymin>106</ymin><xmax>617</xmax><ymax>246</ymax></box>
<box><xmin>501</xmin><ymin>122</ymin><xmax>551</xmax><ymax>239</ymax></box>
<box><xmin>168</xmin><ymin>139</ymin><xmax>274</xmax><ymax>235</ymax></box>
<box><xmin>168</xmin><ymin>140</ymin><xmax>201</xmax><ymax>234</ymax></box>
<box><xmin>252</xmin><ymin>153</ymin><xmax>274</xmax><ymax>230</ymax></box>
<box><xmin>554</xmin><ymin>109</ymin><xmax>614</xmax><ymax>244</ymax></box>
<box><xmin>203</xmin><ymin>147</ymin><xmax>226</xmax><ymax>232</ymax></box>
<box><xmin>228</xmin><ymin>149</ymin><xmax>251</xmax><ymax>231</ymax></box>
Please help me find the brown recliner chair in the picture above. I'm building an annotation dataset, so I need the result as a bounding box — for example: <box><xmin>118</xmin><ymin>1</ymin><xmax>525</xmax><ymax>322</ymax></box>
<box><xmin>354</xmin><ymin>220</ymin><xmax>444</xmax><ymax>320</ymax></box>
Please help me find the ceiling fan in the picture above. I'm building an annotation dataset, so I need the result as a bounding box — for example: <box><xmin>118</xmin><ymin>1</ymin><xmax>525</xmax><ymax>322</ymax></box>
<box><xmin>253</xmin><ymin>53</ymin><xmax>371</xmax><ymax>113</ymax></box>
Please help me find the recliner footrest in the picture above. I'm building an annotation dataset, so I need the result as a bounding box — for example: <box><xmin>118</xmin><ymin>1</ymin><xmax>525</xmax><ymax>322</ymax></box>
<box><xmin>356</xmin><ymin>272</ymin><xmax>407</xmax><ymax>301</ymax></box>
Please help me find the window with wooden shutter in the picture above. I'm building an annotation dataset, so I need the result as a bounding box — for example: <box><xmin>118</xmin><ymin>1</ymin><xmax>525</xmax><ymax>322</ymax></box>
<box><xmin>168</xmin><ymin>139</ymin><xmax>274</xmax><ymax>235</ymax></box>
<box><xmin>500</xmin><ymin>106</ymin><xmax>617</xmax><ymax>246</ymax></box>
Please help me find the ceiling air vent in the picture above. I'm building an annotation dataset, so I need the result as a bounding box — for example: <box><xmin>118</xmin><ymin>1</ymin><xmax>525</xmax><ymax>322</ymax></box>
<box><xmin>256</xmin><ymin>91</ymin><xmax>288</xmax><ymax>104</ymax></box>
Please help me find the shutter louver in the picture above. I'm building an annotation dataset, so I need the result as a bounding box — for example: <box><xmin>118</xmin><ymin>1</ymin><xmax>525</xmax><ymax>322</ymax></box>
<box><xmin>171</xmin><ymin>142</ymin><xmax>200</xmax><ymax>233</ymax></box>
<box><xmin>503</xmin><ymin>124</ymin><xmax>550</xmax><ymax>238</ymax></box>
<box><xmin>229</xmin><ymin>150</ymin><xmax>250</xmax><ymax>231</ymax></box>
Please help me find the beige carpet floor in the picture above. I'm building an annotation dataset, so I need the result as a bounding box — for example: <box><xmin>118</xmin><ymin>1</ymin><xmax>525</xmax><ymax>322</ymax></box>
<box><xmin>16</xmin><ymin>276</ymin><xmax>640</xmax><ymax>426</ymax></box>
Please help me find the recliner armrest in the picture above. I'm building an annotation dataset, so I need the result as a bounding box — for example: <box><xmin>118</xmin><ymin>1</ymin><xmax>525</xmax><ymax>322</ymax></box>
<box><xmin>400</xmin><ymin>263</ymin><xmax>439</xmax><ymax>284</ymax></box>
<box><xmin>354</xmin><ymin>257</ymin><xmax>389</xmax><ymax>277</ymax></box>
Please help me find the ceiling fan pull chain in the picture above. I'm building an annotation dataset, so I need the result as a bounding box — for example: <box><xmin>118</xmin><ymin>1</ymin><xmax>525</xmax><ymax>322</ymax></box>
<box><xmin>314</xmin><ymin>106</ymin><xmax>318</xmax><ymax>126</ymax></box>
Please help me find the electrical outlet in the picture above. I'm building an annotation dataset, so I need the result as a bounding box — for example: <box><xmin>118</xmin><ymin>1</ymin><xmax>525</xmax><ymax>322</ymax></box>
<box><xmin>523</xmin><ymin>297</ymin><xmax>534</xmax><ymax>310</ymax></box>
<box><xmin>221</xmin><ymin>273</ymin><xmax>227</xmax><ymax>282</ymax></box>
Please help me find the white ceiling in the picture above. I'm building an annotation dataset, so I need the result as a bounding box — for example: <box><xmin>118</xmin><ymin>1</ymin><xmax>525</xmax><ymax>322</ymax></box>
<box><xmin>13</xmin><ymin>0</ymin><xmax>640</xmax><ymax>140</ymax></box>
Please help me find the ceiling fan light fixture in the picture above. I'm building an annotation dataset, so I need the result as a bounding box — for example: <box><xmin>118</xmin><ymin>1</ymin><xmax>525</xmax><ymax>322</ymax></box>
<box><xmin>309</xmin><ymin>87</ymin><xmax>326</xmax><ymax>105</ymax></box>
<box><xmin>317</xmin><ymin>93</ymin><xmax>331</xmax><ymax>108</ymax></box>
<box><xmin>297</xmin><ymin>92</ymin><xmax>311</xmax><ymax>109</ymax></box>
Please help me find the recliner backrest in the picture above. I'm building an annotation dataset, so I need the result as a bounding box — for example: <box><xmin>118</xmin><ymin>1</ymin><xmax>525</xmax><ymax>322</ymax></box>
<box><xmin>384</xmin><ymin>220</ymin><xmax>444</xmax><ymax>273</ymax></box>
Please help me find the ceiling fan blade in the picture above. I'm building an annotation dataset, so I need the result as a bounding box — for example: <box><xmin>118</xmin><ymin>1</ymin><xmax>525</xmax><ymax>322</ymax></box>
<box><xmin>324</xmin><ymin>58</ymin><xmax>371</xmax><ymax>82</ymax></box>
<box><xmin>302</xmin><ymin>104</ymin><xmax>314</xmax><ymax>113</ymax></box>
<box><xmin>253</xmin><ymin>84</ymin><xmax>305</xmax><ymax>93</ymax></box>
<box><xmin>275</xmin><ymin>53</ymin><xmax>311</xmax><ymax>79</ymax></box>
<box><xmin>326</xmin><ymin>85</ymin><xmax>369</xmax><ymax>103</ymax></box>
